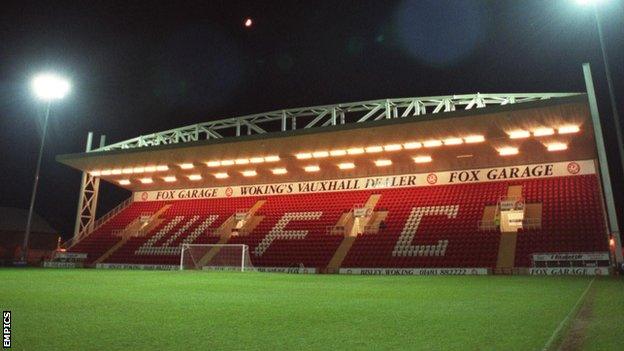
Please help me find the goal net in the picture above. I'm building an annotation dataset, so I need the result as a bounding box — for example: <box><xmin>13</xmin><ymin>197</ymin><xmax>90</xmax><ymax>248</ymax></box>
<box><xmin>180</xmin><ymin>244</ymin><xmax>253</xmax><ymax>271</ymax></box>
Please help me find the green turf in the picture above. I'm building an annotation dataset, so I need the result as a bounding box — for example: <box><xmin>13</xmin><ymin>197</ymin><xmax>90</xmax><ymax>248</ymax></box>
<box><xmin>0</xmin><ymin>269</ymin><xmax>620</xmax><ymax>350</ymax></box>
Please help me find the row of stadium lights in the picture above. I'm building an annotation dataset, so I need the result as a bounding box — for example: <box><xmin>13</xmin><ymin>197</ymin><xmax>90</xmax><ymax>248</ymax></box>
<box><xmin>294</xmin><ymin>135</ymin><xmax>486</xmax><ymax>161</ymax></box>
<box><xmin>93</xmin><ymin>126</ymin><xmax>578</xmax><ymax>185</ymax></box>
<box><xmin>113</xmin><ymin>157</ymin><xmax>427</xmax><ymax>185</ymax></box>
<box><xmin>498</xmin><ymin>125</ymin><xmax>579</xmax><ymax>156</ymax></box>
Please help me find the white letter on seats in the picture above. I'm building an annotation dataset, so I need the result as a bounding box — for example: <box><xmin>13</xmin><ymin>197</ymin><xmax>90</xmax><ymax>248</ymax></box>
<box><xmin>392</xmin><ymin>205</ymin><xmax>458</xmax><ymax>257</ymax></box>
<box><xmin>254</xmin><ymin>212</ymin><xmax>322</xmax><ymax>256</ymax></box>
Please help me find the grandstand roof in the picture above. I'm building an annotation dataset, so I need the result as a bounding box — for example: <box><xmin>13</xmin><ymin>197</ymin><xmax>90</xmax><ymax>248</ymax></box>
<box><xmin>57</xmin><ymin>94</ymin><xmax>595</xmax><ymax>191</ymax></box>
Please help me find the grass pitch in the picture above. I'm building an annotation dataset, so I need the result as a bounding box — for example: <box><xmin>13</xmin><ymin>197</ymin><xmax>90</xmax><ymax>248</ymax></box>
<box><xmin>1</xmin><ymin>269</ymin><xmax>622</xmax><ymax>350</ymax></box>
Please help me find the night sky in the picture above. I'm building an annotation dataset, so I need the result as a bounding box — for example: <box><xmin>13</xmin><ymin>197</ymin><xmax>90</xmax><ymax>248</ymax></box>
<box><xmin>1</xmin><ymin>0</ymin><xmax>623</xmax><ymax>238</ymax></box>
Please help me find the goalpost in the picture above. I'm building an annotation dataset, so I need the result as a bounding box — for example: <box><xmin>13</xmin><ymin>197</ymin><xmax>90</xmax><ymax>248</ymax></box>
<box><xmin>179</xmin><ymin>244</ymin><xmax>253</xmax><ymax>271</ymax></box>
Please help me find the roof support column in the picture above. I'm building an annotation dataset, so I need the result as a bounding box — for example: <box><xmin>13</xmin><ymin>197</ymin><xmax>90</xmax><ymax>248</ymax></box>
<box><xmin>583</xmin><ymin>63</ymin><xmax>622</xmax><ymax>265</ymax></box>
<box><xmin>72</xmin><ymin>133</ymin><xmax>104</xmax><ymax>245</ymax></box>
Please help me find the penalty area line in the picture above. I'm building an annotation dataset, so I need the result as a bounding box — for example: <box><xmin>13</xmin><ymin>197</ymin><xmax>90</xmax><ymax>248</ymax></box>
<box><xmin>541</xmin><ymin>276</ymin><xmax>595</xmax><ymax>351</ymax></box>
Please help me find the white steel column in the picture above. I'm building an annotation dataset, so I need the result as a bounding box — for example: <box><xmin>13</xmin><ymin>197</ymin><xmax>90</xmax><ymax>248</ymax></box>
<box><xmin>72</xmin><ymin>133</ymin><xmax>105</xmax><ymax>241</ymax></box>
<box><xmin>583</xmin><ymin>63</ymin><xmax>622</xmax><ymax>264</ymax></box>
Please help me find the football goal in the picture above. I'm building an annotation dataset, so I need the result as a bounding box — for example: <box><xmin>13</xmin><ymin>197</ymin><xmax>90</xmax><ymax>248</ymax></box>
<box><xmin>179</xmin><ymin>244</ymin><xmax>253</xmax><ymax>271</ymax></box>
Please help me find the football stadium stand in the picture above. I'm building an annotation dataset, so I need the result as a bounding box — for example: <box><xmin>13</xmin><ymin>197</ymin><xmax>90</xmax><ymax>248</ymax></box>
<box><xmin>54</xmin><ymin>93</ymin><xmax>619</xmax><ymax>274</ymax></box>
<box><xmin>66</xmin><ymin>173</ymin><xmax>608</xmax><ymax>271</ymax></box>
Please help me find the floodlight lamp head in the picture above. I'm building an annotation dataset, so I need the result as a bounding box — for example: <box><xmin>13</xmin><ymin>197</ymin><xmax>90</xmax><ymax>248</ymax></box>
<box><xmin>32</xmin><ymin>73</ymin><xmax>71</xmax><ymax>101</ymax></box>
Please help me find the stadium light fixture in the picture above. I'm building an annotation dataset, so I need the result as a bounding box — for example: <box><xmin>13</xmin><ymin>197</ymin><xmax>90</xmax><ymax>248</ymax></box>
<box><xmin>329</xmin><ymin>149</ymin><xmax>347</xmax><ymax>156</ymax></box>
<box><xmin>214</xmin><ymin>172</ymin><xmax>229</xmax><ymax>179</ymax></box>
<box><xmin>337</xmin><ymin>162</ymin><xmax>355</xmax><ymax>170</ymax></box>
<box><xmin>264</xmin><ymin>155</ymin><xmax>280</xmax><ymax>162</ymax></box>
<box><xmin>101</xmin><ymin>169</ymin><xmax>112</xmax><ymax>176</ymax></box>
<box><xmin>156</xmin><ymin>165</ymin><xmax>169</xmax><ymax>171</ymax></box>
<box><xmin>32</xmin><ymin>73</ymin><xmax>71</xmax><ymax>101</ymax></box>
<box><xmin>304</xmin><ymin>165</ymin><xmax>320</xmax><ymax>172</ymax></box>
<box><xmin>423</xmin><ymin>140</ymin><xmax>442</xmax><ymax>148</ymax></box>
<box><xmin>133</xmin><ymin>167</ymin><xmax>145</xmax><ymax>173</ymax></box>
<box><xmin>122</xmin><ymin>168</ymin><xmax>133</xmax><ymax>174</ymax></box>
<box><xmin>464</xmin><ymin>135</ymin><xmax>485</xmax><ymax>143</ymax></box>
<box><xmin>296</xmin><ymin>153</ymin><xmax>312</xmax><ymax>159</ymax></box>
<box><xmin>533</xmin><ymin>128</ymin><xmax>555</xmax><ymax>137</ymax></box>
<box><xmin>508</xmin><ymin>130</ymin><xmax>530</xmax><ymax>139</ymax></box>
<box><xmin>179</xmin><ymin>163</ymin><xmax>194</xmax><ymax>169</ymax></box>
<box><xmin>221</xmin><ymin>160</ymin><xmax>235</xmax><ymax>166</ymax></box>
<box><xmin>443</xmin><ymin>138</ymin><xmax>463</xmax><ymax>145</ymax></box>
<box><xmin>272</xmin><ymin>168</ymin><xmax>288</xmax><ymax>175</ymax></box>
<box><xmin>498</xmin><ymin>147</ymin><xmax>519</xmax><ymax>156</ymax></box>
<box><xmin>547</xmin><ymin>143</ymin><xmax>568</xmax><ymax>151</ymax></box>
<box><xmin>118</xmin><ymin>179</ymin><xmax>131</xmax><ymax>185</ymax></box>
<box><xmin>111</xmin><ymin>169</ymin><xmax>122</xmax><ymax>175</ymax></box>
<box><xmin>139</xmin><ymin>177</ymin><xmax>153</xmax><ymax>184</ymax></box>
<box><xmin>365</xmin><ymin>146</ymin><xmax>383</xmax><ymax>153</ymax></box>
<box><xmin>312</xmin><ymin>151</ymin><xmax>329</xmax><ymax>158</ymax></box>
<box><xmin>413</xmin><ymin>156</ymin><xmax>432</xmax><ymax>163</ymax></box>
<box><xmin>558</xmin><ymin>125</ymin><xmax>580</xmax><ymax>134</ymax></box>
<box><xmin>206</xmin><ymin>161</ymin><xmax>221</xmax><ymax>167</ymax></box>
<box><xmin>250</xmin><ymin>157</ymin><xmax>265</xmax><ymax>164</ymax></box>
<box><xmin>241</xmin><ymin>170</ymin><xmax>257</xmax><ymax>177</ymax></box>
<box><xmin>375</xmin><ymin>159</ymin><xmax>392</xmax><ymax>167</ymax></box>
<box><xmin>90</xmin><ymin>170</ymin><xmax>102</xmax><ymax>176</ymax></box>
<box><xmin>235</xmin><ymin>158</ymin><xmax>250</xmax><ymax>165</ymax></box>
<box><xmin>403</xmin><ymin>142</ymin><xmax>422</xmax><ymax>149</ymax></box>
<box><xmin>383</xmin><ymin>144</ymin><xmax>402</xmax><ymax>151</ymax></box>
<box><xmin>162</xmin><ymin>176</ymin><xmax>177</xmax><ymax>182</ymax></box>
<box><xmin>144</xmin><ymin>165</ymin><xmax>156</xmax><ymax>172</ymax></box>
<box><xmin>347</xmin><ymin>147</ymin><xmax>365</xmax><ymax>155</ymax></box>
<box><xmin>188</xmin><ymin>174</ymin><xmax>202</xmax><ymax>181</ymax></box>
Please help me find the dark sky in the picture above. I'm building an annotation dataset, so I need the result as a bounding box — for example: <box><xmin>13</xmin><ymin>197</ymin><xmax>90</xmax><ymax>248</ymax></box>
<box><xmin>1</xmin><ymin>0</ymin><xmax>623</xmax><ymax>238</ymax></box>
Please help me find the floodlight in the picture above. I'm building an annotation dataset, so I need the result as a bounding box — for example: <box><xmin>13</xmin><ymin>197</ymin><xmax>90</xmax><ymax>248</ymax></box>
<box><xmin>32</xmin><ymin>73</ymin><xmax>70</xmax><ymax>100</ymax></box>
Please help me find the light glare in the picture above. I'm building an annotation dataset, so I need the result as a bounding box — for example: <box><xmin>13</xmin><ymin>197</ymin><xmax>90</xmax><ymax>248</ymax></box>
<box><xmin>547</xmin><ymin>143</ymin><xmax>568</xmax><ymax>151</ymax></box>
<box><xmin>329</xmin><ymin>149</ymin><xmax>347</xmax><ymax>156</ymax></box>
<box><xmin>312</xmin><ymin>151</ymin><xmax>329</xmax><ymax>158</ymax></box>
<box><xmin>304</xmin><ymin>165</ymin><xmax>320</xmax><ymax>172</ymax></box>
<box><xmin>423</xmin><ymin>140</ymin><xmax>442</xmax><ymax>148</ymax></box>
<box><xmin>272</xmin><ymin>168</ymin><xmax>288</xmax><ymax>175</ymax></box>
<box><xmin>508</xmin><ymin>130</ymin><xmax>530</xmax><ymax>139</ymax></box>
<box><xmin>403</xmin><ymin>142</ymin><xmax>422</xmax><ymax>149</ymax></box>
<box><xmin>464</xmin><ymin>135</ymin><xmax>485</xmax><ymax>143</ymax></box>
<box><xmin>383</xmin><ymin>144</ymin><xmax>402</xmax><ymax>151</ymax></box>
<box><xmin>558</xmin><ymin>125</ymin><xmax>580</xmax><ymax>134</ymax></box>
<box><xmin>443</xmin><ymin>138</ymin><xmax>463</xmax><ymax>145</ymax></box>
<box><xmin>413</xmin><ymin>156</ymin><xmax>432</xmax><ymax>163</ymax></box>
<box><xmin>533</xmin><ymin>128</ymin><xmax>554</xmax><ymax>137</ymax></box>
<box><xmin>498</xmin><ymin>147</ymin><xmax>519</xmax><ymax>156</ymax></box>
<box><xmin>337</xmin><ymin>162</ymin><xmax>355</xmax><ymax>170</ymax></box>
<box><xmin>32</xmin><ymin>73</ymin><xmax>71</xmax><ymax>100</ymax></box>
<box><xmin>296</xmin><ymin>153</ymin><xmax>312</xmax><ymax>159</ymax></box>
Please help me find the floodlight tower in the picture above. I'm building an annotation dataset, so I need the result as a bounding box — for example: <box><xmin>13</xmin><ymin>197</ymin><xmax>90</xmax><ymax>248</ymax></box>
<box><xmin>22</xmin><ymin>73</ymin><xmax>71</xmax><ymax>263</ymax></box>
